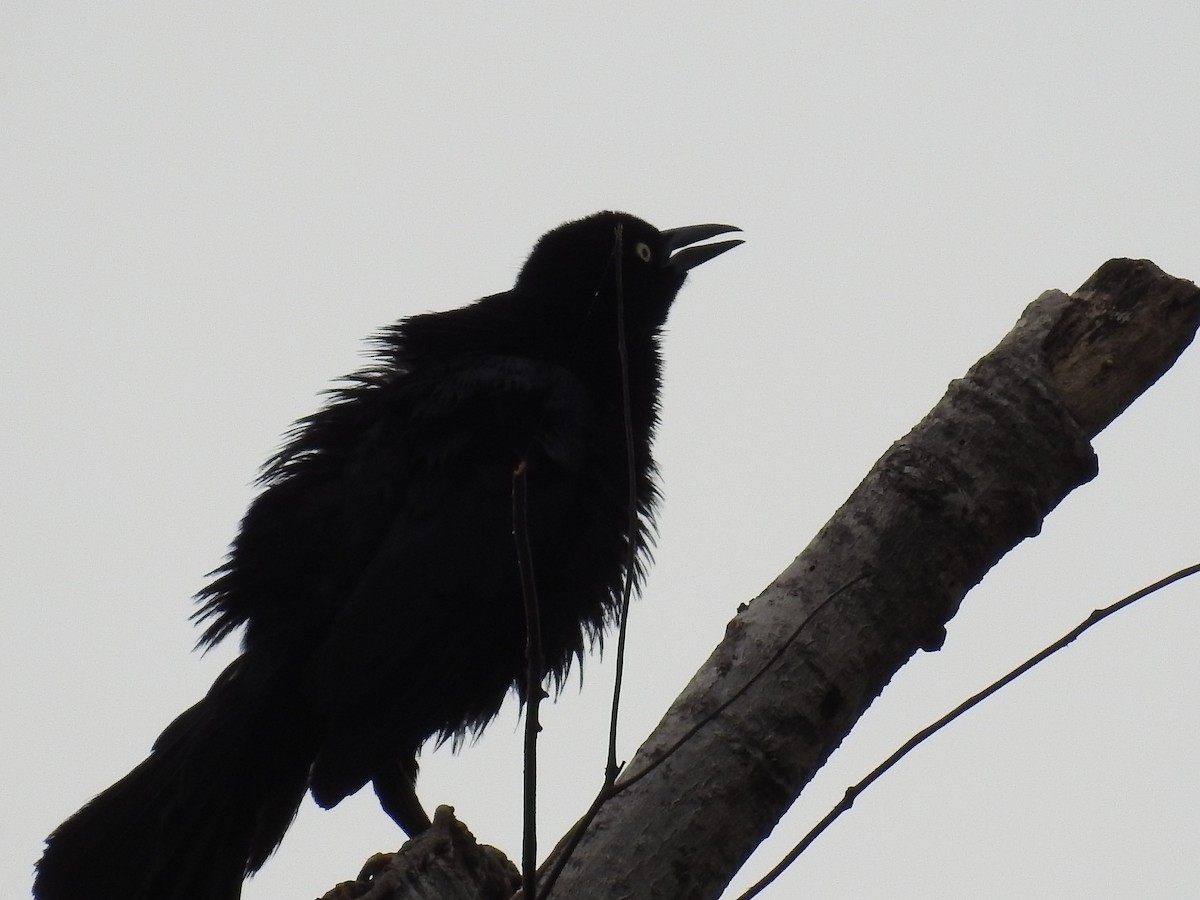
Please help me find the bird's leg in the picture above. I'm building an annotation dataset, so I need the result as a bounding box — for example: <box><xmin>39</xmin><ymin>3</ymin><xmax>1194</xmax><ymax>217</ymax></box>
<box><xmin>372</xmin><ymin>756</ymin><xmax>432</xmax><ymax>836</ymax></box>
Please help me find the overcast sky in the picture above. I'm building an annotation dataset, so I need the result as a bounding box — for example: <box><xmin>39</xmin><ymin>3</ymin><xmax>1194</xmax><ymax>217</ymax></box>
<box><xmin>5</xmin><ymin>4</ymin><xmax>1199</xmax><ymax>899</ymax></box>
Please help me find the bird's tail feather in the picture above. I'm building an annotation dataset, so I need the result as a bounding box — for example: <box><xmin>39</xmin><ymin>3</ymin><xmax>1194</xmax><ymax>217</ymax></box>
<box><xmin>34</xmin><ymin>658</ymin><xmax>315</xmax><ymax>900</ymax></box>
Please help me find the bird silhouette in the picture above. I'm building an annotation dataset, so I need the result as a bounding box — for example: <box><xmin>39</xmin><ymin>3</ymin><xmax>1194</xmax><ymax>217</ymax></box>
<box><xmin>34</xmin><ymin>211</ymin><xmax>742</xmax><ymax>900</ymax></box>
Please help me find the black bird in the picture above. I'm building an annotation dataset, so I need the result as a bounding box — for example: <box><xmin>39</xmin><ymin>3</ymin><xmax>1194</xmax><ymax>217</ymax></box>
<box><xmin>34</xmin><ymin>211</ymin><xmax>741</xmax><ymax>900</ymax></box>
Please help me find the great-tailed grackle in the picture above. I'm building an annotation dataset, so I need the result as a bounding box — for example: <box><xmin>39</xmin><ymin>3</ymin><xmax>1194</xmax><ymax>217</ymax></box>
<box><xmin>34</xmin><ymin>211</ymin><xmax>741</xmax><ymax>900</ymax></box>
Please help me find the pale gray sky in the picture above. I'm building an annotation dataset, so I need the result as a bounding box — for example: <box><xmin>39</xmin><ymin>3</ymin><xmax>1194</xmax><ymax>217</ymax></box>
<box><xmin>5</xmin><ymin>4</ymin><xmax>1199</xmax><ymax>898</ymax></box>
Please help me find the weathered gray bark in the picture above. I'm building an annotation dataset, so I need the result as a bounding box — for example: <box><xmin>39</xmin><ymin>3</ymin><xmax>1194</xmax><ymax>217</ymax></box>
<box><xmin>317</xmin><ymin>806</ymin><xmax>518</xmax><ymax>900</ymax></box>
<box><xmin>318</xmin><ymin>259</ymin><xmax>1200</xmax><ymax>900</ymax></box>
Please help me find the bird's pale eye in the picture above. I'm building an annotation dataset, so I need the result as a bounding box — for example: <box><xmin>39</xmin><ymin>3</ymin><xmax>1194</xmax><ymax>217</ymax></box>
<box><xmin>634</xmin><ymin>242</ymin><xmax>653</xmax><ymax>263</ymax></box>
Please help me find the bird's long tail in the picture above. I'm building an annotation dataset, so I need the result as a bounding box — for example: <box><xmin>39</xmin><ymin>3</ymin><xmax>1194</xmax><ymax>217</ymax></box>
<box><xmin>34</xmin><ymin>657</ymin><xmax>315</xmax><ymax>900</ymax></box>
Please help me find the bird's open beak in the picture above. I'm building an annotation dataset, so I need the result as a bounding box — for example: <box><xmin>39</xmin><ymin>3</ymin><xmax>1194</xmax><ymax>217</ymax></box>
<box><xmin>661</xmin><ymin>224</ymin><xmax>743</xmax><ymax>272</ymax></box>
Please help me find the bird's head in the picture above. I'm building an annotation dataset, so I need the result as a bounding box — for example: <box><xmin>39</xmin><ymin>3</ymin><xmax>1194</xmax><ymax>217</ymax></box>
<box><xmin>515</xmin><ymin>211</ymin><xmax>742</xmax><ymax>331</ymax></box>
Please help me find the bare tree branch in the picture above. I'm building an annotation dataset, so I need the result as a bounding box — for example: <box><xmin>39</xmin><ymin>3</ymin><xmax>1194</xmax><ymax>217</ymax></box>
<box><xmin>543</xmin><ymin>258</ymin><xmax>1200</xmax><ymax>899</ymax></box>
<box><xmin>317</xmin><ymin>806</ymin><xmax>517</xmax><ymax>900</ymax></box>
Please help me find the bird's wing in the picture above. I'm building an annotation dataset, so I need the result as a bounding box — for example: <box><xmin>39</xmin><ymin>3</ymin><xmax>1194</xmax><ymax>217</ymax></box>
<box><xmin>302</xmin><ymin>354</ymin><xmax>616</xmax><ymax>803</ymax></box>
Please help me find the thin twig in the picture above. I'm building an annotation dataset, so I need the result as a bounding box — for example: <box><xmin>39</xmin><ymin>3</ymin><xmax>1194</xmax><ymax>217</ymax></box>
<box><xmin>512</xmin><ymin>460</ymin><xmax>544</xmax><ymax>900</ymax></box>
<box><xmin>534</xmin><ymin>771</ymin><xmax>621</xmax><ymax>900</ymax></box>
<box><xmin>536</xmin><ymin>574</ymin><xmax>862</xmax><ymax>899</ymax></box>
<box><xmin>542</xmin><ymin>231</ymin><xmax>866</xmax><ymax>898</ymax></box>
<box><xmin>538</xmin><ymin>226</ymin><xmax>640</xmax><ymax>900</ymax></box>
<box><xmin>606</xmin><ymin>221</ymin><xmax>640</xmax><ymax>786</ymax></box>
<box><xmin>735</xmin><ymin>562</ymin><xmax>1200</xmax><ymax>900</ymax></box>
